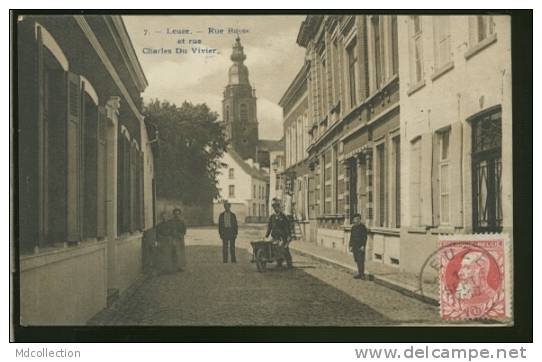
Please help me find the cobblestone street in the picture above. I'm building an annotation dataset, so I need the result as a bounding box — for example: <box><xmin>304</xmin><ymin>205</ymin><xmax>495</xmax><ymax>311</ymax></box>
<box><xmin>90</xmin><ymin>225</ymin><xmax>440</xmax><ymax>326</ymax></box>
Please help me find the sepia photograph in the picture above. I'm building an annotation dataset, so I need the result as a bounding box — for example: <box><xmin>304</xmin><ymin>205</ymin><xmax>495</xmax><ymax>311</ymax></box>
<box><xmin>10</xmin><ymin>10</ymin><xmax>532</xmax><ymax>342</ymax></box>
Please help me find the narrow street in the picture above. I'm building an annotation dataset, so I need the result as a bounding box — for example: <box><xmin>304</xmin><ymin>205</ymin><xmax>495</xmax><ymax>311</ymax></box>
<box><xmin>90</xmin><ymin>224</ymin><xmax>440</xmax><ymax>326</ymax></box>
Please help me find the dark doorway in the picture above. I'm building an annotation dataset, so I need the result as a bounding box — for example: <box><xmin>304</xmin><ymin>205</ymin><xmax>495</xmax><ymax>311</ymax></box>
<box><xmin>471</xmin><ymin>107</ymin><xmax>503</xmax><ymax>233</ymax></box>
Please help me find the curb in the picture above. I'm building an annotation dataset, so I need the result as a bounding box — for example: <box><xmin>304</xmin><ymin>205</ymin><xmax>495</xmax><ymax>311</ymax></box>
<box><xmin>290</xmin><ymin>245</ymin><xmax>439</xmax><ymax>306</ymax></box>
<box><xmin>87</xmin><ymin>272</ymin><xmax>151</xmax><ymax>325</ymax></box>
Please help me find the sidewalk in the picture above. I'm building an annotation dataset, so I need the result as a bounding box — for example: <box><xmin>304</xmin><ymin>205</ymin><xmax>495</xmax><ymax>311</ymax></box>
<box><xmin>289</xmin><ymin>238</ymin><xmax>439</xmax><ymax>306</ymax></box>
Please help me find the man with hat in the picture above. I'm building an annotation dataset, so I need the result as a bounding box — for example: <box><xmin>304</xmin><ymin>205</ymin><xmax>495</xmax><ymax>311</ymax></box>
<box><xmin>218</xmin><ymin>200</ymin><xmax>238</xmax><ymax>263</ymax></box>
<box><xmin>266</xmin><ymin>198</ymin><xmax>293</xmax><ymax>269</ymax></box>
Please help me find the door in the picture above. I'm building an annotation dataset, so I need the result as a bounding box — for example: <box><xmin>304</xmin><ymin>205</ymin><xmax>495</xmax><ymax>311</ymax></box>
<box><xmin>471</xmin><ymin>108</ymin><xmax>503</xmax><ymax>233</ymax></box>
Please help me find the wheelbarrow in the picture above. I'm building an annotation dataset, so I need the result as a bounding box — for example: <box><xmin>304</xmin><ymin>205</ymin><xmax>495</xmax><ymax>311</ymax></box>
<box><xmin>250</xmin><ymin>240</ymin><xmax>286</xmax><ymax>272</ymax></box>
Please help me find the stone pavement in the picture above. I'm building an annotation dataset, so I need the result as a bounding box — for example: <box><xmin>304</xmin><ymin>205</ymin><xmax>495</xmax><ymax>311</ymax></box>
<box><xmin>288</xmin><ymin>238</ymin><xmax>440</xmax><ymax>305</ymax></box>
<box><xmin>89</xmin><ymin>224</ymin><xmax>442</xmax><ymax>326</ymax></box>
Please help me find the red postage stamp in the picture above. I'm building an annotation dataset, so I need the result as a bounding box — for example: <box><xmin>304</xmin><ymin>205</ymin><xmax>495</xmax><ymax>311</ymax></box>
<box><xmin>438</xmin><ymin>236</ymin><xmax>510</xmax><ymax>320</ymax></box>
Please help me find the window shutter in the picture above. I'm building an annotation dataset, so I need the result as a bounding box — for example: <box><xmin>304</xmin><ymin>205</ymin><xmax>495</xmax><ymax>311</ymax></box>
<box><xmin>66</xmin><ymin>72</ymin><xmax>82</xmax><ymax>242</ymax></box>
<box><xmin>139</xmin><ymin>151</ymin><xmax>145</xmax><ymax>230</ymax></box>
<box><xmin>409</xmin><ymin>140</ymin><xmax>421</xmax><ymax>226</ymax></box>
<box><xmin>431</xmin><ymin>133</ymin><xmax>440</xmax><ymax>226</ymax></box>
<box><xmin>96</xmin><ymin>106</ymin><xmax>107</xmax><ymax>238</ymax></box>
<box><xmin>36</xmin><ymin>25</ymin><xmax>46</xmax><ymax>243</ymax></box>
<box><xmin>124</xmin><ymin>136</ymin><xmax>130</xmax><ymax>232</ymax></box>
<box><xmin>420</xmin><ymin>133</ymin><xmax>433</xmax><ymax>226</ymax></box>
<box><xmin>450</xmin><ymin>122</ymin><xmax>463</xmax><ymax>227</ymax></box>
<box><xmin>117</xmin><ymin>131</ymin><xmax>124</xmax><ymax>234</ymax></box>
<box><xmin>83</xmin><ymin>87</ymin><xmax>98</xmax><ymax>240</ymax></box>
<box><xmin>130</xmin><ymin>142</ymin><xmax>136</xmax><ymax>231</ymax></box>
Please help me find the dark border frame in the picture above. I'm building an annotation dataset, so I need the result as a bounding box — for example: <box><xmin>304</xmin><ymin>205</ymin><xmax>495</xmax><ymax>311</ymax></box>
<box><xmin>10</xmin><ymin>9</ymin><xmax>533</xmax><ymax>343</ymax></box>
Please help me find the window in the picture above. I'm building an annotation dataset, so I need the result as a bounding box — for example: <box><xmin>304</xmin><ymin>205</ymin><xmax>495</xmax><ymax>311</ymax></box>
<box><xmin>320</xmin><ymin>56</ymin><xmax>327</xmax><ymax>117</ymax></box>
<box><xmin>471</xmin><ymin>108</ymin><xmax>502</xmax><ymax>233</ymax></box>
<box><xmin>391</xmin><ymin>16</ymin><xmax>399</xmax><ymax>76</ymax></box>
<box><xmin>334</xmin><ymin>145</ymin><xmax>341</xmax><ymax>214</ymax></box>
<box><xmin>347</xmin><ymin>39</ymin><xmax>358</xmax><ymax>109</ymax></box>
<box><xmin>470</xmin><ymin>16</ymin><xmax>495</xmax><ymax>45</ymax></box>
<box><xmin>240</xmin><ymin>104</ymin><xmax>248</xmax><ymax>123</ymax></box>
<box><xmin>229</xmin><ymin>185</ymin><xmax>235</xmax><ymax>198</ymax></box>
<box><xmin>372</xmin><ymin>16</ymin><xmax>384</xmax><ymax>88</ymax></box>
<box><xmin>297</xmin><ymin>118</ymin><xmax>303</xmax><ymax>162</ymax></box>
<box><xmin>409</xmin><ymin>16</ymin><xmax>424</xmax><ymax>84</ymax></box>
<box><xmin>228</xmin><ymin>168</ymin><xmax>234</xmax><ymax>179</ymax></box>
<box><xmin>376</xmin><ymin>143</ymin><xmax>386</xmax><ymax>227</ymax></box>
<box><xmin>332</xmin><ymin>39</ymin><xmax>341</xmax><ymax>104</ymax></box>
<box><xmin>433</xmin><ymin>16</ymin><xmax>452</xmax><ymax>69</ymax></box>
<box><xmin>303</xmin><ymin>112</ymin><xmax>310</xmax><ymax>156</ymax></box>
<box><xmin>315</xmin><ymin>163</ymin><xmax>321</xmax><ymax>216</ymax></box>
<box><xmin>253</xmin><ymin>184</ymin><xmax>256</xmax><ymax>198</ymax></box>
<box><xmin>293</xmin><ymin>121</ymin><xmax>298</xmax><ymax>163</ymax></box>
<box><xmin>410</xmin><ymin>138</ymin><xmax>422</xmax><ymax>226</ymax></box>
<box><xmin>225</xmin><ymin>105</ymin><xmax>229</xmax><ymax>122</ymax></box>
<box><xmin>324</xmin><ymin>149</ymin><xmax>333</xmax><ymax>214</ymax></box>
<box><xmin>285</xmin><ymin>128</ymin><xmax>290</xmax><ymax>167</ymax></box>
<box><xmin>438</xmin><ymin>130</ymin><xmax>450</xmax><ymax>225</ymax></box>
<box><xmin>392</xmin><ymin>136</ymin><xmax>401</xmax><ymax>228</ymax></box>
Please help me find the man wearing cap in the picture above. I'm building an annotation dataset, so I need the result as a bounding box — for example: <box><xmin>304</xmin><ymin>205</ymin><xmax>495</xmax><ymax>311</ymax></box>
<box><xmin>266</xmin><ymin>199</ymin><xmax>293</xmax><ymax>269</ymax></box>
<box><xmin>218</xmin><ymin>200</ymin><xmax>238</xmax><ymax>263</ymax></box>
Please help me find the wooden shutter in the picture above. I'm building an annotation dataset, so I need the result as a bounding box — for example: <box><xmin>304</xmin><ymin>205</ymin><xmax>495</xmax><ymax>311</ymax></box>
<box><xmin>66</xmin><ymin>72</ymin><xmax>82</xmax><ymax>242</ymax></box>
<box><xmin>83</xmin><ymin>89</ymin><xmax>98</xmax><ymax>239</ymax></box>
<box><xmin>117</xmin><ymin>130</ymin><xmax>124</xmax><ymax>234</ymax></box>
<box><xmin>129</xmin><ymin>141</ymin><xmax>136</xmax><ymax>231</ymax></box>
<box><xmin>450</xmin><ymin>122</ymin><xmax>463</xmax><ymax>227</ymax></box>
<box><xmin>96</xmin><ymin>106</ymin><xmax>107</xmax><ymax>238</ymax></box>
<box><xmin>36</xmin><ymin>25</ymin><xmax>47</xmax><ymax>243</ymax></box>
<box><xmin>431</xmin><ymin>133</ymin><xmax>440</xmax><ymax>227</ymax></box>
<box><xmin>420</xmin><ymin>133</ymin><xmax>433</xmax><ymax>226</ymax></box>
<box><xmin>139</xmin><ymin>151</ymin><xmax>145</xmax><ymax>230</ymax></box>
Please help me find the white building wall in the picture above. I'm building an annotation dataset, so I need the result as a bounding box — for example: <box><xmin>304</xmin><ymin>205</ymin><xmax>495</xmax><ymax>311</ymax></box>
<box><xmin>398</xmin><ymin>15</ymin><xmax>512</xmax><ymax>273</ymax></box>
<box><xmin>213</xmin><ymin>151</ymin><xmax>268</xmax><ymax>222</ymax></box>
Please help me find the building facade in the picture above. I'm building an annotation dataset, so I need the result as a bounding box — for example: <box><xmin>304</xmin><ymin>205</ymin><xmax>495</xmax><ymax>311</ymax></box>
<box><xmin>213</xmin><ymin>149</ymin><xmax>269</xmax><ymax>224</ymax></box>
<box><xmin>397</xmin><ymin>15</ymin><xmax>512</xmax><ymax>274</ymax></box>
<box><xmin>17</xmin><ymin>15</ymin><xmax>155</xmax><ymax>324</ymax></box>
<box><xmin>289</xmin><ymin>15</ymin><xmax>401</xmax><ymax>263</ymax></box>
<box><xmin>280</xmin><ymin>63</ymin><xmax>311</xmax><ymax>237</ymax></box>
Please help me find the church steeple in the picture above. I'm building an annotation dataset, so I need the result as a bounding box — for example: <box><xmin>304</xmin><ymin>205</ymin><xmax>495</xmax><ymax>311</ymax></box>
<box><xmin>228</xmin><ymin>36</ymin><xmax>250</xmax><ymax>85</ymax></box>
<box><xmin>222</xmin><ymin>36</ymin><xmax>259</xmax><ymax>161</ymax></box>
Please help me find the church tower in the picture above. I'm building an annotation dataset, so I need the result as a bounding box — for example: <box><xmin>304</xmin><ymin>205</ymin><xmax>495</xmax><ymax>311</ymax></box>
<box><xmin>222</xmin><ymin>36</ymin><xmax>259</xmax><ymax>161</ymax></box>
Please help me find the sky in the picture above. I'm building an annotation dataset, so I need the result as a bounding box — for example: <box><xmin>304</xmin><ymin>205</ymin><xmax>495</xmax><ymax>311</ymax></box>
<box><xmin>123</xmin><ymin>15</ymin><xmax>307</xmax><ymax>140</ymax></box>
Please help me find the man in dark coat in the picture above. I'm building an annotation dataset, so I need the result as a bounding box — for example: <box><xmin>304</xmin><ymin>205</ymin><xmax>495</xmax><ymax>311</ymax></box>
<box><xmin>218</xmin><ymin>200</ymin><xmax>238</xmax><ymax>263</ymax></box>
<box><xmin>265</xmin><ymin>199</ymin><xmax>293</xmax><ymax>268</ymax></box>
<box><xmin>349</xmin><ymin>212</ymin><xmax>368</xmax><ymax>279</ymax></box>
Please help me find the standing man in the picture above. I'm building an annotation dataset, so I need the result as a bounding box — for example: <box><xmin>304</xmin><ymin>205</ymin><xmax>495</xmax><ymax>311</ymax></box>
<box><xmin>218</xmin><ymin>200</ymin><xmax>238</xmax><ymax>263</ymax></box>
<box><xmin>265</xmin><ymin>199</ymin><xmax>293</xmax><ymax>269</ymax></box>
<box><xmin>349</xmin><ymin>213</ymin><xmax>368</xmax><ymax>279</ymax></box>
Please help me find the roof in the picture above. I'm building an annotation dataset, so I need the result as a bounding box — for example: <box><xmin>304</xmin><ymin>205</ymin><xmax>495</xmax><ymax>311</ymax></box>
<box><xmin>278</xmin><ymin>62</ymin><xmax>309</xmax><ymax>109</ymax></box>
<box><xmin>258</xmin><ymin>139</ymin><xmax>284</xmax><ymax>152</ymax></box>
<box><xmin>227</xmin><ymin>148</ymin><xmax>268</xmax><ymax>181</ymax></box>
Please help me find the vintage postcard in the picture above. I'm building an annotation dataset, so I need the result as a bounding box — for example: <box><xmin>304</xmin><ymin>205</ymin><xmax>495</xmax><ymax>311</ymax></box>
<box><xmin>11</xmin><ymin>12</ymin><xmax>525</xmax><ymax>339</ymax></box>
